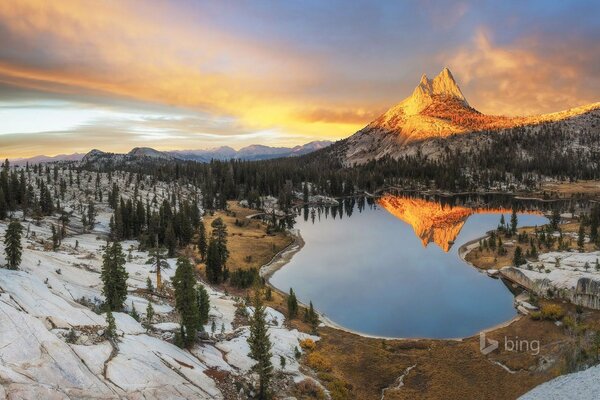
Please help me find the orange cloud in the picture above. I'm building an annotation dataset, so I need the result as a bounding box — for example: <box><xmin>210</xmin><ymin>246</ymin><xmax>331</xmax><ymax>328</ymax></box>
<box><xmin>444</xmin><ymin>28</ymin><xmax>598</xmax><ymax>116</ymax></box>
<box><xmin>0</xmin><ymin>0</ymin><xmax>367</xmax><ymax>146</ymax></box>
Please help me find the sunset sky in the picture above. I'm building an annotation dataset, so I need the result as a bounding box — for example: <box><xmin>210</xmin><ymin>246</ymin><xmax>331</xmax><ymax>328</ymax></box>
<box><xmin>1</xmin><ymin>0</ymin><xmax>599</xmax><ymax>158</ymax></box>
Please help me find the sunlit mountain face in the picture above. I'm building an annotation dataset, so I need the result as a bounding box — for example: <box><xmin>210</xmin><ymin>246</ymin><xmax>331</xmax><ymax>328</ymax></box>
<box><xmin>378</xmin><ymin>194</ymin><xmax>543</xmax><ymax>252</ymax></box>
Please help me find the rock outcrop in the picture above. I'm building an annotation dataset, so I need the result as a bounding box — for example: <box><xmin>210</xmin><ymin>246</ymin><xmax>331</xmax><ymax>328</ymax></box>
<box><xmin>500</xmin><ymin>251</ymin><xmax>600</xmax><ymax>310</ymax></box>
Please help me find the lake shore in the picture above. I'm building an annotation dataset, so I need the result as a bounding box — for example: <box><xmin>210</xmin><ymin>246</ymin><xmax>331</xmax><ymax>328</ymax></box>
<box><xmin>252</xmin><ymin>205</ymin><xmax>591</xmax><ymax>399</ymax></box>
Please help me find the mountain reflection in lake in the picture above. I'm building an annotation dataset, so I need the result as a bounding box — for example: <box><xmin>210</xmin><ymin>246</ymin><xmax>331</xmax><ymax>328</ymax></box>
<box><xmin>270</xmin><ymin>194</ymin><xmax>549</xmax><ymax>339</ymax></box>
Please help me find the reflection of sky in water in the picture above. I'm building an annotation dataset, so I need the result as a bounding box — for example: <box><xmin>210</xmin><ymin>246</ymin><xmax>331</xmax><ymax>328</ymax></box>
<box><xmin>271</xmin><ymin>203</ymin><xmax>548</xmax><ymax>339</ymax></box>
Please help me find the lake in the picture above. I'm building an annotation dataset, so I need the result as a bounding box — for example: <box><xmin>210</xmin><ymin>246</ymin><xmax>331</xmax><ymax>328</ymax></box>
<box><xmin>270</xmin><ymin>194</ymin><xmax>549</xmax><ymax>339</ymax></box>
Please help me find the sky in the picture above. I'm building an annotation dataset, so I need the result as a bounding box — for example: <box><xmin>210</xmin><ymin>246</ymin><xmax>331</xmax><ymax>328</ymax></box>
<box><xmin>1</xmin><ymin>0</ymin><xmax>599</xmax><ymax>158</ymax></box>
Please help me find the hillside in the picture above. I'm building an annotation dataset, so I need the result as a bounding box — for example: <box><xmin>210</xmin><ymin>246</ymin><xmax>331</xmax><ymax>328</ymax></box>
<box><xmin>339</xmin><ymin>68</ymin><xmax>600</xmax><ymax>165</ymax></box>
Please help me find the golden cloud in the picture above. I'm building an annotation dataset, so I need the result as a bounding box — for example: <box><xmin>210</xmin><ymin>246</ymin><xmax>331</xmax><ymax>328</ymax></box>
<box><xmin>0</xmin><ymin>0</ymin><xmax>367</xmax><ymax>147</ymax></box>
<box><xmin>444</xmin><ymin>28</ymin><xmax>598</xmax><ymax>116</ymax></box>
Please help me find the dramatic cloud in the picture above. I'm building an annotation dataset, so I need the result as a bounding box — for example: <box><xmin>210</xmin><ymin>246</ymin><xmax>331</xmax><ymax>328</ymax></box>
<box><xmin>445</xmin><ymin>28</ymin><xmax>600</xmax><ymax>115</ymax></box>
<box><xmin>0</xmin><ymin>1</ymin><xmax>599</xmax><ymax>157</ymax></box>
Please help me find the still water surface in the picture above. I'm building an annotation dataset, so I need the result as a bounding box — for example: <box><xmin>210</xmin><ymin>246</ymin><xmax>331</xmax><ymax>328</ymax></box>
<box><xmin>270</xmin><ymin>196</ymin><xmax>548</xmax><ymax>338</ymax></box>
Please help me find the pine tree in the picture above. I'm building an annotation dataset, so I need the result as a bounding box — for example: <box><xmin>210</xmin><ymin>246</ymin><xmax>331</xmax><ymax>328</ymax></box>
<box><xmin>146</xmin><ymin>276</ymin><xmax>154</xmax><ymax>292</ymax></box>
<box><xmin>287</xmin><ymin>288</ymin><xmax>298</xmax><ymax>319</ymax></box>
<box><xmin>578</xmin><ymin>225</ymin><xmax>585</xmax><ymax>251</ymax></box>
<box><xmin>146</xmin><ymin>301</ymin><xmax>155</xmax><ymax>324</ymax></box>
<box><xmin>165</xmin><ymin>222</ymin><xmax>177</xmax><ymax>257</ymax></box>
<box><xmin>172</xmin><ymin>257</ymin><xmax>200</xmax><ymax>348</ymax></box>
<box><xmin>101</xmin><ymin>241</ymin><xmax>129</xmax><ymax>311</ymax></box>
<box><xmin>513</xmin><ymin>246</ymin><xmax>524</xmax><ymax>267</ymax></box>
<box><xmin>130</xmin><ymin>302</ymin><xmax>140</xmax><ymax>322</ymax></box>
<box><xmin>4</xmin><ymin>220</ymin><xmax>23</xmax><ymax>269</ymax></box>
<box><xmin>147</xmin><ymin>236</ymin><xmax>170</xmax><ymax>292</ymax></box>
<box><xmin>197</xmin><ymin>221</ymin><xmax>208</xmax><ymax>261</ymax></box>
<box><xmin>510</xmin><ymin>209</ymin><xmax>518</xmax><ymax>235</ymax></box>
<box><xmin>0</xmin><ymin>188</ymin><xmax>7</xmax><ymax>219</ymax></box>
<box><xmin>211</xmin><ymin>217</ymin><xmax>229</xmax><ymax>266</ymax></box>
<box><xmin>205</xmin><ymin>238</ymin><xmax>223</xmax><ymax>283</ymax></box>
<box><xmin>308</xmin><ymin>301</ymin><xmax>319</xmax><ymax>334</ymax></box>
<box><xmin>247</xmin><ymin>289</ymin><xmax>273</xmax><ymax>400</ymax></box>
<box><xmin>87</xmin><ymin>200</ymin><xmax>96</xmax><ymax>231</ymax></box>
<box><xmin>51</xmin><ymin>224</ymin><xmax>60</xmax><ymax>251</ymax></box>
<box><xmin>196</xmin><ymin>284</ymin><xmax>210</xmax><ymax>328</ymax></box>
<box><xmin>105</xmin><ymin>310</ymin><xmax>117</xmax><ymax>339</ymax></box>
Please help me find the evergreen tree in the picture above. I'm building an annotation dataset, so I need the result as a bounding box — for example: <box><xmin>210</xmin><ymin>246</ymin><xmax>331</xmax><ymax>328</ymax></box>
<box><xmin>51</xmin><ymin>224</ymin><xmax>60</xmax><ymax>251</ymax></box>
<box><xmin>196</xmin><ymin>284</ymin><xmax>210</xmax><ymax>328</ymax></box>
<box><xmin>146</xmin><ymin>276</ymin><xmax>154</xmax><ymax>292</ymax></box>
<box><xmin>0</xmin><ymin>188</ymin><xmax>6</xmax><ymax>219</ymax></box>
<box><xmin>130</xmin><ymin>302</ymin><xmax>140</xmax><ymax>322</ymax></box>
<box><xmin>146</xmin><ymin>301</ymin><xmax>155</xmax><ymax>324</ymax></box>
<box><xmin>247</xmin><ymin>290</ymin><xmax>273</xmax><ymax>400</ymax></box>
<box><xmin>578</xmin><ymin>224</ymin><xmax>585</xmax><ymax>251</ymax></box>
<box><xmin>4</xmin><ymin>220</ymin><xmax>23</xmax><ymax>269</ymax></box>
<box><xmin>308</xmin><ymin>301</ymin><xmax>319</xmax><ymax>334</ymax></box>
<box><xmin>211</xmin><ymin>217</ymin><xmax>229</xmax><ymax>266</ymax></box>
<box><xmin>172</xmin><ymin>257</ymin><xmax>200</xmax><ymax>348</ymax></box>
<box><xmin>205</xmin><ymin>238</ymin><xmax>223</xmax><ymax>283</ymax></box>
<box><xmin>147</xmin><ymin>236</ymin><xmax>170</xmax><ymax>292</ymax></box>
<box><xmin>197</xmin><ymin>221</ymin><xmax>208</xmax><ymax>261</ymax></box>
<box><xmin>510</xmin><ymin>209</ymin><xmax>518</xmax><ymax>235</ymax></box>
<box><xmin>551</xmin><ymin>208</ymin><xmax>561</xmax><ymax>230</ymax></box>
<box><xmin>513</xmin><ymin>246</ymin><xmax>525</xmax><ymax>267</ymax></box>
<box><xmin>101</xmin><ymin>242</ymin><xmax>129</xmax><ymax>311</ymax></box>
<box><xmin>165</xmin><ymin>222</ymin><xmax>177</xmax><ymax>257</ymax></box>
<box><xmin>105</xmin><ymin>310</ymin><xmax>117</xmax><ymax>339</ymax></box>
<box><xmin>87</xmin><ymin>200</ymin><xmax>96</xmax><ymax>231</ymax></box>
<box><xmin>287</xmin><ymin>288</ymin><xmax>298</xmax><ymax>319</ymax></box>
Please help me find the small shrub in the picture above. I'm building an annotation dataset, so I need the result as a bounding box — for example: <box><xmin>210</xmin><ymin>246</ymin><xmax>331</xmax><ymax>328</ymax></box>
<box><xmin>540</xmin><ymin>304</ymin><xmax>565</xmax><ymax>321</ymax></box>
<box><xmin>530</xmin><ymin>311</ymin><xmax>542</xmax><ymax>320</ymax></box>
<box><xmin>299</xmin><ymin>338</ymin><xmax>316</xmax><ymax>351</ymax></box>
<box><xmin>294</xmin><ymin>379</ymin><xmax>326</xmax><ymax>399</ymax></box>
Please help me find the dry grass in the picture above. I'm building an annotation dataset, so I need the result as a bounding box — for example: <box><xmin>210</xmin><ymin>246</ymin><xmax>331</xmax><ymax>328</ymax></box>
<box><xmin>199</xmin><ymin>201</ymin><xmax>293</xmax><ymax>275</ymax></box>
<box><xmin>540</xmin><ymin>180</ymin><xmax>600</xmax><ymax>198</ymax></box>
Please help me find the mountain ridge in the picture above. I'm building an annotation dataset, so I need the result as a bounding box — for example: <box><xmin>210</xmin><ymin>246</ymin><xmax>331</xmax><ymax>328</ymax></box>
<box><xmin>10</xmin><ymin>140</ymin><xmax>332</xmax><ymax>165</ymax></box>
<box><xmin>339</xmin><ymin>67</ymin><xmax>600</xmax><ymax>165</ymax></box>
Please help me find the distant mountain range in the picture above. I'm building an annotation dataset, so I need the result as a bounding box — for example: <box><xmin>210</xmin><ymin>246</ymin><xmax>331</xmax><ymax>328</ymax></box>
<box><xmin>10</xmin><ymin>141</ymin><xmax>332</xmax><ymax>165</ymax></box>
<box><xmin>334</xmin><ymin>67</ymin><xmax>600</xmax><ymax>165</ymax></box>
<box><xmin>169</xmin><ymin>141</ymin><xmax>332</xmax><ymax>162</ymax></box>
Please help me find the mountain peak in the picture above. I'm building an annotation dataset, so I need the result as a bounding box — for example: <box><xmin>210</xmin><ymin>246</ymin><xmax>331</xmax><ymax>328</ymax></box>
<box><xmin>430</xmin><ymin>67</ymin><xmax>466</xmax><ymax>103</ymax></box>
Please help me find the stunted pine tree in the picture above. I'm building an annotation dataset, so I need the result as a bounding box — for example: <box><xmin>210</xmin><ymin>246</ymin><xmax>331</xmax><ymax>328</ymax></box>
<box><xmin>4</xmin><ymin>220</ymin><xmax>23</xmax><ymax>269</ymax></box>
<box><xmin>172</xmin><ymin>257</ymin><xmax>200</xmax><ymax>348</ymax></box>
<box><xmin>101</xmin><ymin>241</ymin><xmax>129</xmax><ymax>311</ymax></box>
<box><xmin>247</xmin><ymin>290</ymin><xmax>273</xmax><ymax>400</ymax></box>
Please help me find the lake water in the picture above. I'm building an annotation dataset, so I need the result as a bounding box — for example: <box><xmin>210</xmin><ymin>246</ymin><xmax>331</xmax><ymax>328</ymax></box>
<box><xmin>270</xmin><ymin>195</ymin><xmax>549</xmax><ymax>339</ymax></box>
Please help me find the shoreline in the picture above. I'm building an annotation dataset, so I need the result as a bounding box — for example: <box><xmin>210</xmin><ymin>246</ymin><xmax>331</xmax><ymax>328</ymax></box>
<box><xmin>260</xmin><ymin>222</ymin><xmax>527</xmax><ymax>342</ymax></box>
